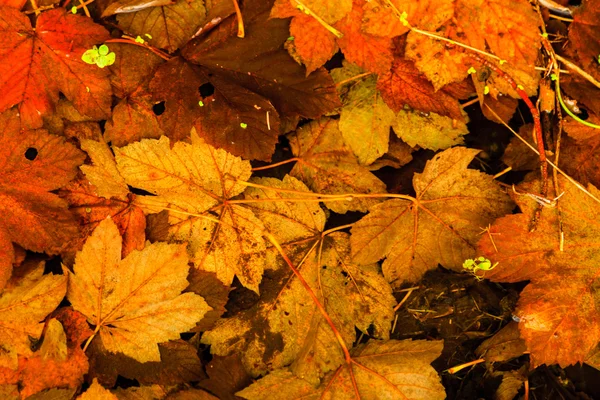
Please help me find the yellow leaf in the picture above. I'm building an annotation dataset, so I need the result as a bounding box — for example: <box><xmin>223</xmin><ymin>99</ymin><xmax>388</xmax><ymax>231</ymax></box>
<box><xmin>39</xmin><ymin>319</ymin><xmax>67</xmax><ymax>362</ymax></box>
<box><xmin>392</xmin><ymin>109</ymin><xmax>469</xmax><ymax>151</ymax></box>
<box><xmin>65</xmin><ymin>217</ymin><xmax>210</xmax><ymax>363</ymax></box>
<box><xmin>351</xmin><ymin>147</ymin><xmax>513</xmax><ymax>286</ymax></box>
<box><xmin>80</xmin><ymin>139</ymin><xmax>129</xmax><ymax>200</ymax></box>
<box><xmin>78</xmin><ymin>379</ymin><xmax>117</xmax><ymax>400</ymax></box>
<box><xmin>237</xmin><ymin>339</ymin><xmax>445</xmax><ymax>399</ymax></box>
<box><xmin>115</xmin><ymin>136</ymin><xmax>251</xmax><ymax>214</ymax></box>
<box><xmin>0</xmin><ymin>265</ymin><xmax>66</xmax><ymax>369</ymax></box>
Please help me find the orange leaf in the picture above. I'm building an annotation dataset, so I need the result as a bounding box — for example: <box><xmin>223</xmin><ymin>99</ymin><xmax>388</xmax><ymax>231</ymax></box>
<box><xmin>0</xmin><ymin>110</ymin><xmax>84</xmax><ymax>285</ymax></box>
<box><xmin>0</xmin><ymin>8</ymin><xmax>112</xmax><ymax>128</ymax></box>
<box><xmin>290</xmin><ymin>15</ymin><xmax>339</xmax><ymax>75</ymax></box>
<box><xmin>478</xmin><ymin>178</ymin><xmax>600</xmax><ymax>366</ymax></box>
<box><xmin>335</xmin><ymin>0</ymin><xmax>394</xmax><ymax>75</ymax></box>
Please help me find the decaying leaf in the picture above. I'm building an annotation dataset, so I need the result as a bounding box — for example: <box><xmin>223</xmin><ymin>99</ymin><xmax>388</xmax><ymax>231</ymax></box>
<box><xmin>203</xmin><ymin>232</ymin><xmax>395</xmax><ymax>384</ymax></box>
<box><xmin>351</xmin><ymin>147</ymin><xmax>513</xmax><ymax>286</ymax></box>
<box><xmin>65</xmin><ymin>218</ymin><xmax>210</xmax><ymax>363</ymax></box>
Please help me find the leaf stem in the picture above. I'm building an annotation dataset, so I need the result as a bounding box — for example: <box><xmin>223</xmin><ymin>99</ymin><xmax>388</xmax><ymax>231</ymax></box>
<box><xmin>231</xmin><ymin>0</ymin><xmax>245</xmax><ymax>38</ymax></box>
<box><xmin>265</xmin><ymin>232</ymin><xmax>352</xmax><ymax>363</ymax></box>
<box><xmin>251</xmin><ymin>157</ymin><xmax>299</xmax><ymax>171</ymax></box>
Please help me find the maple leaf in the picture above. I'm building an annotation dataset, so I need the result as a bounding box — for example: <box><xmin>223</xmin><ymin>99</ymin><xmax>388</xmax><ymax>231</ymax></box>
<box><xmin>351</xmin><ymin>147</ymin><xmax>513</xmax><ymax>286</ymax></box>
<box><xmin>59</xmin><ymin>177</ymin><xmax>146</xmax><ymax>259</ymax></box>
<box><xmin>377</xmin><ymin>58</ymin><xmax>464</xmax><ymax>120</ymax></box>
<box><xmin>78</xmin><ymin>379</ymin><xmax>117</xmax><ymax>400</ymax></box>
<box><xmin>0</xmin><ymin>263</ymin><xmax>66</xmax><ymax>370</ymax></box>
<box><xmin>114</xmin><ymin>135</ymin><xmax>269</xmax><ymax>291</ymax></box>
<box><xmin>0</xmin><ymin>8</ymin><xmax>112</xmax><ymax>128</ymax></box>
<box><xmin>183</xmin><ymin>0</ymin><xmax>341</xmax><ymax>121</ymax></box>
<box><xmin>332</xmin><ymin>62</ymin><xmax>396</xmax><ymax>165</ymax></box>
<box><xmin>392</xmin><ymin>108</ymin><xmax>469</xmax><ymax>151</ymax></box>
<box><xmin>65</xmin><ymin>217</ymin><xmax>211</xmax><ymax>363</ymax></box>
<box><xmin>404</xmin><ymin>0</ymin><xmax>541</xmax><ymax>91</ymax></box>
<box><xmin>477</xmin><ymin>178</ymin><xmax>600</xmax><ymax>366</ymax></box>
<box><xmin>0</xmin><ymin>110</ymin><xmax>84</xmax><ymax>288</ymax></box>
<box><xmin>79</xmin><ymin>140</ymin><xmax>129</xmax><ymax>200</ymax></box>
<box><xmin>203</xmin><ymin>231</ymin><xmax>395</xmax><ymax>384</ymax></box>
<box><xmin>287</xmin><ymin>118</ymin><xmax>387</xmax><ymax>213</ymax></box>
<box><xmin>237</xmin><ymin>340</ymin><xmax>445</xmax><ymax>399</ymax></box>
<box><xmin>199</xmin><ymin>354</ymin><xmax>253</xmax><ymax>400</ymax></box>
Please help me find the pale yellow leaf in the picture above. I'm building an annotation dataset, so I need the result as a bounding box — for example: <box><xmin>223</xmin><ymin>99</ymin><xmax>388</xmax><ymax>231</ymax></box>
<box><xmin>39</xmin><ymin>319</ymin><xmax>67</xmax><ymax>362</ymax></box>
<box><xmin>80</xmin><ymin>140</ymin><xmax>129</xmax><ymax>199</ymax></box>
<box><xmin>78</xmin><ymin>379</ymin><xmax>117</xmax><ymax>400</ymax></box>
<box><xmin>351</xmin><ymin>147</ymin><xmax>513</xmax><ymax>286</ymax></box>
<box><xmin>335</xmin><ymin>65</ymin><xmax>395</xmax><ymax>165</ymax></box>
<box><xmin>392</xmin><ymin>109</ymin><xmax>469</xmax><ymax>151</ymax></box>
<box><xmin>0</xmin><ymin>269</ymin><xmax>66</xmax><ymax>369</ymax></box>
<box><xmin>66</xmin><ymin>217</ymin><xmax>210</xmax><ymax>363</ymax></box>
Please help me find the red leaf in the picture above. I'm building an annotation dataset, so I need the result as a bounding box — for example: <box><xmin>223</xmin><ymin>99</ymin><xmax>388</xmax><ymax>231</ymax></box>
<box><xmin>0</xmin><ymin>8</ymin><xmax>112</xmax><ymax>128</ymax></box>
<box><xmin>377</xmin><ymin>58</ymin><xmax>463</xmax><ymax>120</ymax></box>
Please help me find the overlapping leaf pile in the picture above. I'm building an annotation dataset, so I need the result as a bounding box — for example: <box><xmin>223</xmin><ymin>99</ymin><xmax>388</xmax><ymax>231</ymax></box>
<box><xmin>1</xmin><ymin>0</ymin><xmax>600</xmax><ymax>398</ymax></box>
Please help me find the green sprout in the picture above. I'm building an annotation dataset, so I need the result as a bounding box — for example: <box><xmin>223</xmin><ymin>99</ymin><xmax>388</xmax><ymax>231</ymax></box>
<box><xmin>463</xmin><ymin>256</ymin><xmax>498</xmax><ymax>280</ymax></box>
<box><xmin>82</xmin><ymin>44</ymin><xmax>116</xmax><ymax>68</ymax></box>
<box><xmin>240</xmin><ymin>122</ymin><xmax>248</xmax><ymax>129</ymax></box>
<box><xmin>135</xmin><ymin>36</ymin><xmax>145</xmax><ymax>44</ymax></box>
<box><xmin>198</xmin><ymin>101</ymin><xmax>204</xmax><ymax>107</ymax></box>
<box><xmin>71</xmin><ymin>6</ymin><xmax>77</xmax><ymax>13</ymax></box>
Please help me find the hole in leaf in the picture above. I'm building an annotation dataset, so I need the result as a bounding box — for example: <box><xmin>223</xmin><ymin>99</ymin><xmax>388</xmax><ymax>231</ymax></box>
<box><xmin>24</xmin><ymin>147</ymin><xmax>38</xmax><ymax>160</ymax></box>
<box><xmin>199</xmin><ymin>83</ymin><xmax>215</xmax><ymax>98</ymax></box>
<box><xmin>152</xmin><ymin>101</ymin><xmax>166</xmax><ymax>116</ymax></box>
<box><xmin>579</xmin><ymin>108</ymin><xmax>589</xmax><ymax>120</ymax></box>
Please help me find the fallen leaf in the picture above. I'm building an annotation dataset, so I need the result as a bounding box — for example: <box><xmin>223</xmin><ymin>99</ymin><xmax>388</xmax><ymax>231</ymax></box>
<box><xmin>289</xmin><ymin>15</ymin><xmax>339</xmax><ymax>75</ymax></box>
<box><xmin>377</xmin><ymin>58</ymin><xmax>464</xmax><ymax>120</ymax></box>
<box><xmin>203</xmin><ymin>232</ymin><xmax>395</xmax><ymax>384</ymax></box>
<box><xmin>351</xmin><ymin>147</ymin><xmax>513</xmax><ymax>286</ymax></box>
<box><xmin>79</xmin><ymin>140</ymin><xmax>129</xmax><ymax>200</ymax></box>
<box><xmin>199</xmin><ymin>354</ymin><xmax>253</xmax><ymax>400</ymax></box>
<box><xmin>78</xmin><ymin>379</ymin><xmax>117</xmax><ymax>400</ymax></box>
<box><xmin>0</xmin><ymin>8</ymin><xmax>112</xmax><ymax>128</ymax></box>
<box><xmin>478</xmin><ymin>178</ymin><xmax>600</xmax><ymax>366</ymax></box>
<box><xmin>65</xmin><ymin>217</ymin><xmax>211</xmax><ymax>363</ymax></box>
<box><xmin>287</xmin><ymin>118</ymin><xmax>387</xmax><ymax>213</ymax></box>
<box><xmin>237</xmin><ymin>339</ymin><xmax>445</xmax><ymax>400</ymax></box>
<box><xmin>333</xmin><ymin>62</ymin><xmax>396</xmax><ymax>165</ymax></box>
<box><xmin>183</xmin><ymin>0</ymin><xmax>341</xmax><ymax>120</ymax></box>
<box><xmin>0</xmin><ymin>263</ymin><xmax>66</xmax><ymax>369</ymax></box>
<box><xmin>392</xmin><ymin>108</ymin><xmax>469</xmax><ymax>151</ymax></box>
<box><xmin>0</xmin><ymin>109</ymin><xmax>84</xmax><ymax>287</ymax></box>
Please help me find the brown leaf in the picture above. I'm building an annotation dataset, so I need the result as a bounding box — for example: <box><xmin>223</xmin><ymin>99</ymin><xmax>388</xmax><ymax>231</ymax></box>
<box><xmin>183</xmin><ymin>0</ymin><xmax>341</xmax><ymax>120</ymax></box>
<box><xmin>199</xmin><ymin>354</ymin><xmax>253</xmax><ymax>400</ymax></box>
<box><xmin>476</xmin><ymin>322</ymin><xmax>527</xmax><ymax>363</ymax></box>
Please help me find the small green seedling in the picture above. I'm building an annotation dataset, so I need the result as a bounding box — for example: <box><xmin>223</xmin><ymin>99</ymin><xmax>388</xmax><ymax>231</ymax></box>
<box><xmin>240</xmin><ymin>122</ymin><xmax>248</xmax><ymax>129</ymax></box>
<box><xmin>82</xmin><ymin>44</ymin><xmax>116</xmax><ymax>68</ymax></box>
<box><xmin>71</xmin><ymin>6</ymin><xmax>77</xmax><ymax>13</ymax></box>
<box><xmin>463</xmin><ymin>256</ymin><xmax>498</xmax><ymax>280</ymax></box>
